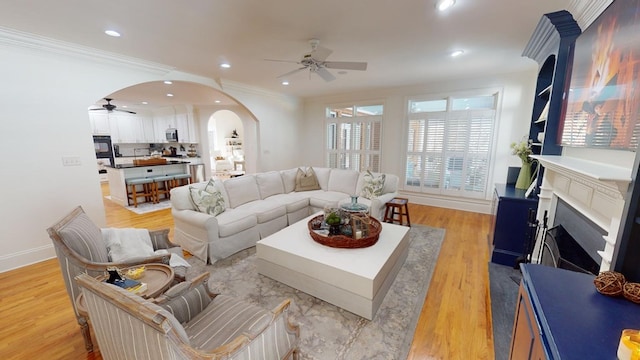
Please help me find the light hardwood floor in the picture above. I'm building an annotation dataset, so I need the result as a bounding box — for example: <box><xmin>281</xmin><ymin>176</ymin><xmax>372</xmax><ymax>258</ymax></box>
<box><xmin>0</xmin><ymin>183</ymin><xmax>496</xmax><ymax>359</ymax></box>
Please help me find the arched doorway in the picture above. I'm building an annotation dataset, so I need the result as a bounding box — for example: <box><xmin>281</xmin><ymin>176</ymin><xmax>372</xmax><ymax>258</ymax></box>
<box><xmin>208</xmin><ymin>110</ymin><xmax>244</xmax><ymax>176</ymax></box>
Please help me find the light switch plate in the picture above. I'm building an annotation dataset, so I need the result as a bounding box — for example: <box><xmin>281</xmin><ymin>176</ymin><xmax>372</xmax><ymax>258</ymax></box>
<box><xmin>62</xmin><ymin>156</ymin><xmax>82</xmax><ymax>166</ymax></box>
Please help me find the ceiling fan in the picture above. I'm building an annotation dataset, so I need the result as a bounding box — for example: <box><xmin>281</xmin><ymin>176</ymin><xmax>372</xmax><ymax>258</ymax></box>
<box><xmin>265</xmin><ymin>39</ymin><xmax>368</xmax><ymax>82</ymax></box>
<box><xmin>89</xmin><ymin>98</ymin><xmax>136</xmax><ymax>114</ymax></box>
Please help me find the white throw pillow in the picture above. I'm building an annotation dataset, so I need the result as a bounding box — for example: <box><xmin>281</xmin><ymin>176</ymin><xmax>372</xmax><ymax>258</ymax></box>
<box><xmin>101</xmin><ymin>228</ymin><xmax>155</xmax><ymax>262</ymax></box>
<box><xmin>361</xmin><ymin>171</ymin><xmax>386</xmax><ymax>200</ymax></box>
<box><xmin>189</xmin><ymin>180</ymin><xmax>226</xmax><ymax>216</ymax></box>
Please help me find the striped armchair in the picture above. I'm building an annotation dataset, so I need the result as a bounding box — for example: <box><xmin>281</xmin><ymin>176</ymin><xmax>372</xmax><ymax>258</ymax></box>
<box><xmin>76</xmin><ymin>272</ymin><xmax>300</xmax><ymax>360</ymax></box>
<box><xmin>47</xmin><ymin>206</ymin><xmax>182</xmax><ymax>352</ymax></box>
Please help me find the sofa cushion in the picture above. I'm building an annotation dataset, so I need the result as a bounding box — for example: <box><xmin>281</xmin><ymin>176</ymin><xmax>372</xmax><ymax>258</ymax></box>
<box><xmin>268</xmin><ymin>193</ymin><xmax>310</xmax><ymax>213</ymax></box>
<box><xmin>189</xmin><ymin>181</ymin><xmax>226</xmax><ymax>216</ymax></box>
<box><xmin>308</xmin><ymin>190</ymin><xmax>350</xmax><ymax>209</ymax></box>
<box><xmin>224</xmin><ymin>175</ymin><xmax>260</xmax><ymax>208</ymax></box>
<box><xmin>235</xmin><ymin>199</ymin><xmax>287</xmax><ymax>224</ymax></box>
<box><xmin>58</xmin><ymin>212</ymin><xmax>110</xmax><ymax>263</ymax></box>
<box><xmin>280</xmin><ymin>168</ymin><xmax>298</xmax><ymax>193</ymax></box>
<box><xmin>360</xmin><ymin>171</ymin><xmax>386</xmax><ymax>199</ymax></box>
<box><xmin>256</xmin><ymin>171</ymin><xmax>285</xmax><ymax>199</ymax></box>
<box><xmin>328</xmin><ymin>169</ymin><xmax>360</xmax><ymax>195</ymax></box>
<box><xmin>215</xmin><ymin>210</ymin><xmax>258</xmax><ymax>238</ymax></box>
<box><xmin>313</xmin><ymin>167</ymin><xmax>331</xmax><ymax>190</ymax></box>
<box><xmin>295</xmin><ymin>167</ymin><xmax>321</xmax><ymax>191</ymax></box>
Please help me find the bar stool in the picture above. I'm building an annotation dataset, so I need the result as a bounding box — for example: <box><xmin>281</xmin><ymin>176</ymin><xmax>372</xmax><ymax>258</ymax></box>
<box><xmin>152</xmin><ymin>175</ymin><xmax>174</xmax><ymax>202</ymax></box>
<box><xmin>126</xmin><ymin>177</ymin><xmax>156</xmax><ymax>207</ymax></box>
<box><xmin>172</xmin><ymin>173</ymin><xmax>191</xmax><ymax>189</ymax></box>
<box><xmin>383</xmin><ymin>197</ymin><xmax>411</xmax><ymax>227</ymax></box>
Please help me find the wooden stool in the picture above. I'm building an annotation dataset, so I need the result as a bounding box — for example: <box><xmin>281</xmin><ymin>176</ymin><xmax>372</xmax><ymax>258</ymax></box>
<box><xmin>172</xmin><ymin>173</ymin><xmax>191</xmax><ymax>189</ymax></box>
<box><xmin>152</xmin><ymin>175</ymin><xmax>174</xmax><ymax>202</ymax></box>
<box><xmin>126</xmin><ymin>177</ymin><xmax>156</xmax><ymax>207</ymax></box>
<box><xmin>383</xmin><ymin>197</ymin><xmax>411</xmax><ymax>226</ymax></box>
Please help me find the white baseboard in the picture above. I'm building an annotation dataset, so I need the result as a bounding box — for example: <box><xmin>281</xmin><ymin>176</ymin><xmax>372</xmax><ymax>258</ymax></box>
<box><xmin>398</xmin><ymin>191</ymin><xmax>492</xmax><ymax>214</ymax></box>
<box><xmin>0</xmin><ymin>244</ymin><xmax>56</xmax><ymax>273</ymax></box>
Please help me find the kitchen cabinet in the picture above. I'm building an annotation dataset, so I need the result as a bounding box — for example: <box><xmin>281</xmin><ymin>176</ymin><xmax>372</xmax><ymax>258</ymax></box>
<box><xmin>141</xmin><ymin>117</ymin><xmax>155</xmax><ymax>143</ymax></box>
<box><xmin>490</xmin><ymin>184</ymin><xmax>538</xmax><ymax>267</ymax></box>
<box><xmin>510</xmin><ymin>264</ymin><xmax>640</xmax><ymax>359</ymax></box>
<box><xmin>89</xmin><ymin>113</ymin><xmax>110</xmax><ymax>135</ymax></box>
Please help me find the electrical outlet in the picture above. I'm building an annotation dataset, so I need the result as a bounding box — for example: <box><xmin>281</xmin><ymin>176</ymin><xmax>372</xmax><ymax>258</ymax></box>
<box><xmin>62</xmin><ymin>156</ymin><xmax>82</xmax><ymax>166</ymax></box>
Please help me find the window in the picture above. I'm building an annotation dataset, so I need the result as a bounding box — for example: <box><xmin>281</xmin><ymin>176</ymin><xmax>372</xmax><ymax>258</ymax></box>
<box><xmin>405</xmin><ymin>94</ymin><xmax>497</xmax><ymax>198</ymax></box>
<box><xmin>326</xmin><ymin>103</ymin><xmax>383</xmax><ymax>171</ymax></box>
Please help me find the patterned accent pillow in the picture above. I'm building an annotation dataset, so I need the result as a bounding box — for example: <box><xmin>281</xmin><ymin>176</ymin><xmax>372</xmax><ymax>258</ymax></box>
<box><xmin>295</xmin><ymin>167</ymin><xmax>321</xmax><ymax>191</ymax></box>
<box><xmin>189</xmin><ymin>181</ymin><xmax>226</xmax><ymax>216</ymax></box>
<box><xmin>361</xmin><ymin>171</ymin><xmax>386</xmax><ymax>200</ymax></box>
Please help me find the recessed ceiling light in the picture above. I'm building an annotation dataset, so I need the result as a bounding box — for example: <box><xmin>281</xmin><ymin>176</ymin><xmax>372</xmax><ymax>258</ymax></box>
<box><xmin>436</xmin><ymin>0</ymin><xmax>455</xmax><ymax>11</ymax></box>
<box><xmin>220</xmin><ymin>63</ymin><xmax>231</xmax><ymax>69</ymax></box>
<box><xmin>215</xmin><ymin>100</ymin><xmax>221</xmax><ymax>104</ymax></box>
<box><xmin>141</xmin><ymin>101</ymin><xmax>148</xmax><ymax>105</ymax></box>
<box><xmin>166</xmin><ymin>93</ymin><xmax>174</xmax><ymax>97</ymax></box>
<box><xmin>450</xmin><ymin>49</ymin><xmax>465</xmax><ymax>57</ymax></box>
<box><xmin>281</xmin><ymin>81</ymin><xmax>289</xmax><ymax>86</ymax></box>
<box><xmin>104</xmin><ymin>30</ymin><xmax>121</xmax><ymax>37</ymax></box>
<box><xmin>164</xmin><ymin>80</ymin><xmax>173</xmax><ymax>85</ymax></box>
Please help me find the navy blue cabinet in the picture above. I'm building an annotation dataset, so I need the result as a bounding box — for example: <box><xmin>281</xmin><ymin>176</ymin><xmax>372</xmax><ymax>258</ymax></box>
<box><xmin>490</xmin><ymin>184</ymin><xmax>538</xmax><ymax>267</ymax></box>
<box><xmin>510</xmin><ymin>264</ymin><xmax>640</xmax><ymax>359</ymax></box>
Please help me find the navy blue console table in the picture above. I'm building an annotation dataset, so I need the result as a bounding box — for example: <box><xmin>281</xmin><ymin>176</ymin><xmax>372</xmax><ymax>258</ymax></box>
<box><xmin>490</xmin><ymin>184</ymin><xmax>538</xmax><ymax>267</ymax></box>
<box><xmin>510</xmin><ymin>264</ymin><xmax>640</xmax><ymax>359</ymax></box>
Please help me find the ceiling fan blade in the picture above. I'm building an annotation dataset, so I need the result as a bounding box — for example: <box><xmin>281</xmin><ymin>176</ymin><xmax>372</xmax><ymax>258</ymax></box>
<box><xmin>311</xmin><ymin>46</ymin><xmax>333</xmax><ymax>62</ymax></box>
<box><xmin>277</xmin><ymin>67</ymin><xmax>307</xmax><ymax>79</ymax></box>
<box><xmin>316</xmin><ymin>67</ymin><xmax>336</xmax><ymax>82</ymax></box>
<box><xmin>114</xmin><ymin>108</ymin><xmax>137</xmax><ymax>114</ymax></box>
<box><xmin>89</xmin><ymin>108</ymin><xmax>105</xmax><ymax>111</ymax></box>
<box><xmin>324</xmin><ymin>61</ymin><xmax>368</xmax><ymax>71</ymax></box>
<box><xmin>264</xmin><ymin>58</ymin><xmax>300</xmax><ymax>64</ymax></box>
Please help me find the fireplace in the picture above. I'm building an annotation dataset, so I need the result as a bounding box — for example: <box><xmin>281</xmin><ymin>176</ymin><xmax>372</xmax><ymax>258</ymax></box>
<box><xmin>530</xmin><ymin>155</ymin><xmax>632</xmax><ymax>273</ymax></box>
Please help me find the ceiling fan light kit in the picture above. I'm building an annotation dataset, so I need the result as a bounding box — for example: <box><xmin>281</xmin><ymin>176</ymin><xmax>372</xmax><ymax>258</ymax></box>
<box><xmin>266</xmin><ymin>39</ymin><xmax>368</xmax><ymax>82</ymax></box>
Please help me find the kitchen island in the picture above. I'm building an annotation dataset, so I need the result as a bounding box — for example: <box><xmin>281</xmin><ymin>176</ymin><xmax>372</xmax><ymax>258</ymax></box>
<box><xmin>106</xmin><ymin>161</ymin><xmax>190</xmax><ymax>207</ymax></box>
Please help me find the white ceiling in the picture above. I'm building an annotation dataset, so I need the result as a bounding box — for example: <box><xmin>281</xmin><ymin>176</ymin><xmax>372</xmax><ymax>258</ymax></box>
<box><xmin>1</xmin><ymin>0</ymin><xmax>573</xmax><ymax>108</ymax></box>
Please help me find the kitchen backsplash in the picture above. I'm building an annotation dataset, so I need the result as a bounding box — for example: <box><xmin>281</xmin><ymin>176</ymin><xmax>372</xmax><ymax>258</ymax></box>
<box><xmin>115</xmin><ymin>143</ymin><xmax>198</xmax><ymax>157</ymax></box>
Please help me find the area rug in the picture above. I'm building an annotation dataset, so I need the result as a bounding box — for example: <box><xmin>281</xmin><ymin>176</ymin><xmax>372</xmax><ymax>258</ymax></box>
<box><xmin>489</xmin><ymin>262</ymin><xmax>522</xmax><ymax>360</ymax></box>
<box><xmin>104</xmin><ymin>196</ymin><xmax>172</xmax><ymax>214</ymax></box>
<box><xmin>185</xmin><ymin>225</ymin><xmax>445</xmax><ymax>360</ymax></box>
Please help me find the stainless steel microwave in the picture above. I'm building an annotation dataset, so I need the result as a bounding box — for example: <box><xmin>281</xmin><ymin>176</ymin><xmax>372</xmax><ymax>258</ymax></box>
<box><xmin>166</xmin><ymin>128</ymin><xmax>178</xmax><ymax>142</ymax></box>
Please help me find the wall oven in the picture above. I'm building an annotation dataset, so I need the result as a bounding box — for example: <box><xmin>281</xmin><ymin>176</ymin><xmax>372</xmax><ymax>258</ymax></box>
<box><xmin>93</xmin><ymin>135</ymin><xmax>114</xmax><ymax>167</ymax></box>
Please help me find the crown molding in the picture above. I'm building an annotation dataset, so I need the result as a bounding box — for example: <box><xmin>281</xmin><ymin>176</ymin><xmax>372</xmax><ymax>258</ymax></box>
<box><xmin>0</xmin><ymin>26</ymin><xmax>174</xmax><ymax>75</ymax></box>
<box><xmin>567</xmin><ymin>0</ymin><xmax>613</xmax><ymax>31</ymax></box>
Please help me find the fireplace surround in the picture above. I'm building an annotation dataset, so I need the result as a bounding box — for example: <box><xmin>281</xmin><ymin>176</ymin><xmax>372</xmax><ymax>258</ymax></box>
<box><xmin>531</xmin><ymin>155</ymin><xmax>632</xmax><ymax>272</ymax></box>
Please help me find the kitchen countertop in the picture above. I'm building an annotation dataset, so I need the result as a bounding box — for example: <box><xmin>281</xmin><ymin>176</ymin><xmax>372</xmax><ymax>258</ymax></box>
<box><xmin>108</xmin><ymin>160</ymin><xmax>190</xmax><ymax>169</ymax></box>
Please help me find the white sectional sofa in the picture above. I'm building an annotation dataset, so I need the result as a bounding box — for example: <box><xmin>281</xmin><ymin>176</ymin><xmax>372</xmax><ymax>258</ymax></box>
<box><xmin>170</xmin><ymin>167</ymin><xmax>399</xmax><ymax>264</ymax></box>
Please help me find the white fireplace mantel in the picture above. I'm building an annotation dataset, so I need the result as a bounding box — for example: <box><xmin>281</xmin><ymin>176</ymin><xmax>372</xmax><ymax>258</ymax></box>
<box><xmin>531</xmin><ymin>155</ymin><xmax>632</xmax><ymax>196</ymax></box>
<box><xmin>531</xmin><ymin>155</ymin><xmax>633</xmax><ymax>270</ymax></box>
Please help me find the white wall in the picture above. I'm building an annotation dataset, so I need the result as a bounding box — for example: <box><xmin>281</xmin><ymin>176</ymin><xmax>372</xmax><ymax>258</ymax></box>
<box><xmin>0</xmin><ymin>30</ymin><xmax>303</xmax><ymax>272</ymax></box>
<box><xmin>221</xmin><ymin>80</ymin><xmax>304</xmax><ymax>172</ymax></box>
<box><xmin>302</xmin><ymin>70</ymin><xmax>538</xmax><ymax>213</ymax></box>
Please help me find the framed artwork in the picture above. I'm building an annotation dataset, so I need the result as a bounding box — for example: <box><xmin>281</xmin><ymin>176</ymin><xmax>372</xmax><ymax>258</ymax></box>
<box><xmin>561</xmin><ymin>0</ymin><xmax>640</xmax><ymax>150</ymax></box>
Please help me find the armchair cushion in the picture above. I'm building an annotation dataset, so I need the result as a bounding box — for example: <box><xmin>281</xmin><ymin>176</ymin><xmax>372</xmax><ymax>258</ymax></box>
<box><xmin>57</xmin><ymin>212</ymin><xmax>109</xmax><ymax>263</ymax></box>
<box><xmin>185</xmin><ymin>295</ymin><xmax>273</xmax><ymax>350</ymax></box>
